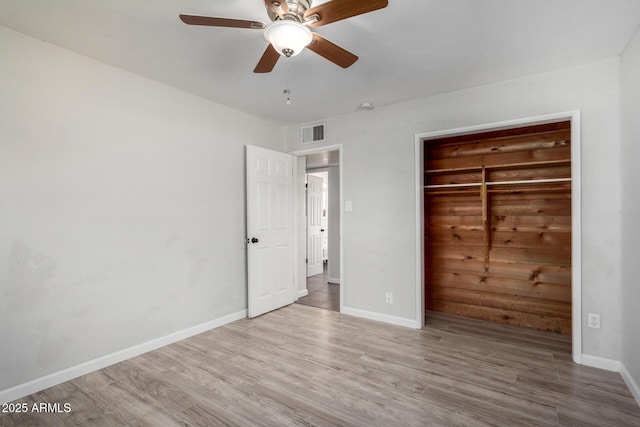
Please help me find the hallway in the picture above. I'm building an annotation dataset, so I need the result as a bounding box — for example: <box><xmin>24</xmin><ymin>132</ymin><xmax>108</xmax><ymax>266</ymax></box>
<box><xmin>295</xmin><ymin>264</ymin><xmax>339</xmax><ymax>312</ymax></box>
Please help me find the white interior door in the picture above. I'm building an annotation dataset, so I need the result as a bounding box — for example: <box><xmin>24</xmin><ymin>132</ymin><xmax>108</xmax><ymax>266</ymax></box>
<box><xmin>246</xmin><ymin>145</ymin><xmax>294</xmax><ymax>318</ymax></box>
<box><xmin>306</xmin><ymin>174</ymin><xmax>323</xmax><ymax>277</ymax></box>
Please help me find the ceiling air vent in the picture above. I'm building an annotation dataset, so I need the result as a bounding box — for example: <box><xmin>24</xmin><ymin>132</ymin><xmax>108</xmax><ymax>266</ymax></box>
<box><xmin>301</xmin><ymin>123</ymin><xmax>325</xmax><ymax>144</ymax></box>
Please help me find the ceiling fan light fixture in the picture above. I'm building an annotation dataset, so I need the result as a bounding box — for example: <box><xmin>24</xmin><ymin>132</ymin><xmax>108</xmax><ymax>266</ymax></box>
<box><xmin>264</xmin><ymin>20</ymin><xmax>312</xmax><ymax>57</ymax></box>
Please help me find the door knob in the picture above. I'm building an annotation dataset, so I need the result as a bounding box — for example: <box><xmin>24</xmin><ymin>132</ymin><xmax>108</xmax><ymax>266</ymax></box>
<box><xmin>251</xmin><ymin>237</ymin><xmax>259</xmax><ymax>243</ymax></box>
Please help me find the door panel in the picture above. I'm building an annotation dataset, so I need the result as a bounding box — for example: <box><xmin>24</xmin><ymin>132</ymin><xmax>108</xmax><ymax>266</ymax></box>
<box><xmin>247</xmin><ymin>145</ymin><xmax>294</xmax><ymax>318</ymax></box>
<box><xmin>306</xmin><ymin>174</ymin><xmax>324</xmax><ymax>277</ymax></box>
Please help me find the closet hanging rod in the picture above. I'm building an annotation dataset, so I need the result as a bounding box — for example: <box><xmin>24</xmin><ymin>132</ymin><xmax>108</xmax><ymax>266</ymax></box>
<box><xmin>488</xmin><ymin>177</ymin><xmax>571</xmax><ymax>186</ymax></box>
<box><xmin>424</xmin><ymin>177</ymin><xmax>571</xmax><ymax>189</ymax></box>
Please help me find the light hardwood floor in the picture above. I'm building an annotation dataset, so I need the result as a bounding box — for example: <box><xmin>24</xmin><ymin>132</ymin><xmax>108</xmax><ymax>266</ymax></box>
<box><xmin>2</xmin><ymin>305</ymin><xmax>639</xmax><ymax>426</ymax></box>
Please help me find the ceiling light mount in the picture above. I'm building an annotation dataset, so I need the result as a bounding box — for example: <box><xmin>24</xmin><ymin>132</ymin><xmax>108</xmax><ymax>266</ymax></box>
<box><xmin>266</xmin><ymin>0</ymin><xmax>311</xmax><ymax>23</ymax></box>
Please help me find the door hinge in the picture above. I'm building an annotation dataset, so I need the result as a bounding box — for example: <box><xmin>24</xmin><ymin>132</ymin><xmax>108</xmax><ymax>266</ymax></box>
<box><xmin>305</xmin><ymin>258</ymin><xmax>308</xmax><ymax>263</ymax></box>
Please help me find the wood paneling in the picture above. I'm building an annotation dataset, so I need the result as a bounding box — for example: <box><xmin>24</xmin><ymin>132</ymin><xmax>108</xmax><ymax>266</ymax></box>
<box><xmin>424</xmin><ymin>121</ymin><xmax>572</xmax><ymax>334</ymax></box>
<box><xmin>427</xmin><ymin>145</ymin><xmax>570</xmax><ymax>171</ymax></box>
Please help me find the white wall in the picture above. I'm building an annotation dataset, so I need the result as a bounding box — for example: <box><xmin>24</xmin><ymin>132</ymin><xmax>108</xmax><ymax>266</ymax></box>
<box><xmin>286</xmin><ymin>59</ymin><xmax>622</xmax><ymax>359</ymax></box>
<box><xmin>621</xmin><ymin>26</ymin><xmax>640</xmax><ymax>401</ymax></box>
<box><xmin>0</xmin><ymin>27</ymin><xmax>283</xmax><ymax>394</ymax></box>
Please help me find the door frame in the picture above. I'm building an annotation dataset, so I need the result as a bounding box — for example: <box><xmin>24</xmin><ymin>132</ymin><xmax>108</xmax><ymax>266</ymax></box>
<box><xmin>290</xmin><ymin>144</ymin><xmax>344</xmax><ymax>312</ymax></box>
<box><xmin>415</xmin><ymin>110</ymin><xmax>582</xmax><ymax>364</ymax></box>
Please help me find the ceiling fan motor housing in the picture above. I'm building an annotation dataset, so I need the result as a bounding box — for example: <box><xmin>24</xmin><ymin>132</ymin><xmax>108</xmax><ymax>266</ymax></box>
<box><xmin>267</xmin><ymin>0</ymin><xmax>311</xmax><ymax>22</ymax></box>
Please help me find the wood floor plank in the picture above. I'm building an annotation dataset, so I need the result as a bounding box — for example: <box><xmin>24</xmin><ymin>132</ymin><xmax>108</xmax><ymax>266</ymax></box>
<box><xmin>1</xmin><ymin>304</ymin><xmax>638</xmax><ymax>426</ymax></box>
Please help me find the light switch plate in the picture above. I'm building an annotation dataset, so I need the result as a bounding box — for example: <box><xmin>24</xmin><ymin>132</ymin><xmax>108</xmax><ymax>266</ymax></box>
<box><xmin>345</xmin><ymin>200</ymin><xmax>353</xmax><ymax>212</ymax></box>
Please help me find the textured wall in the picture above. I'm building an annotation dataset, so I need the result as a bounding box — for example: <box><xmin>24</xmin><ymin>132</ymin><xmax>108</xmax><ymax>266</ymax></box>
<box><xmin>0</xmin><ymin>27</ymin><xmax>282</xmax><ymax>392</ymax></box>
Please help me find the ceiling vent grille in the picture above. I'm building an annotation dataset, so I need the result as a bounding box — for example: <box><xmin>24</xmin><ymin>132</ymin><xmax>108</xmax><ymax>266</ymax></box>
<box><xmin>301</xmin><ymin>123</ymin><xmax>325</xmax><ymax>144</ymax></box>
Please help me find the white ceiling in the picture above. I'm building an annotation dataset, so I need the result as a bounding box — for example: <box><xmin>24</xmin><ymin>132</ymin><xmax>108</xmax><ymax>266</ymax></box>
<box><xmin>1</xmin><ymin>0</ymin><xmax>639</xmax><ymax>125</ymax></box>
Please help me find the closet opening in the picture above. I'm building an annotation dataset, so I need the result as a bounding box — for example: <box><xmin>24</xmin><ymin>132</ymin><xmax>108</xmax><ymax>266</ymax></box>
<box><xmin>422</xmin><ymin>118</ymin><xmax>579</xmax><ymax>348</ymax></box>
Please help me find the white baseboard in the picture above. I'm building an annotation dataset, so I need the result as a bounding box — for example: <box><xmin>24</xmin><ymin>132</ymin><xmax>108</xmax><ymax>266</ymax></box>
<box><xmin>341</xmin><ymin>306</ymin><xmax>421</xmax><ymax>329</ymax></box>
<box><xmin>621</xmin><ymin>363</ymin><xmax>640</xmax><ymax>407</ymax></box>
<box><xmin>328</xmin><ymin>277</ymin><xmax>340</xmax><ymax>284</ymax></box>
<box><xmin>581</xmin><ymin>354</ymin><xmax>621</xmax><ymax>372</ymax></box>
<box><xmin>0</xmin><ymin>310</ymin><xmax>247</xmax><ymax>405</ymax></box>
<box><xmin>296</xmin><ymin>289</ymin><xmax>309</xmax><ymax>298</ymax></box>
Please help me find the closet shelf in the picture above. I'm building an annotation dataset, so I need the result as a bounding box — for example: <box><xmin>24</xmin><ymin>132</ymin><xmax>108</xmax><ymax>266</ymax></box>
<box><xmin>424</xmin><ymin>159</ymin><xmax>570</xmax><ymax>175</ymax></box>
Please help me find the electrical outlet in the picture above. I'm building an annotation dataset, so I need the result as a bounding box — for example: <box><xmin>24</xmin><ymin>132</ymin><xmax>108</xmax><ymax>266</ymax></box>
<box><xmin>588</xmin><ymin>313</ymin><xmax>600</xmax><ymax>329</ymax></box>
<box><xmin>385</xmin><ymin>292</ymin><xmax>393</xmax><ymax>304</ymax></box>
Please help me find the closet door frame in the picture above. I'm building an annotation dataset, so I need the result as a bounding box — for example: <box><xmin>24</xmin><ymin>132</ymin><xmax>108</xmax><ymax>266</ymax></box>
<box><xmin>415</xmin><ymin>110</ymin><xmax>582</xmax><ymax>364</ymax></box>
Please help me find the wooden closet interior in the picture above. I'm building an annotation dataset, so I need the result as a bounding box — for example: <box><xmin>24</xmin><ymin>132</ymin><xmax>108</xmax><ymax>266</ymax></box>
<box><xmin>424</xmin><ymin>121</ymin><xmax>572</xmax><ymax>334</ymax></box>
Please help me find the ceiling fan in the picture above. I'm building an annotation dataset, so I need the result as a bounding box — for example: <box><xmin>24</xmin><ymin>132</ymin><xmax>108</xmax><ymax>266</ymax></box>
<box><xmin>179</xmin><ymin>0</ymin><xmax>389</xmax><ymax>73</ymax></box>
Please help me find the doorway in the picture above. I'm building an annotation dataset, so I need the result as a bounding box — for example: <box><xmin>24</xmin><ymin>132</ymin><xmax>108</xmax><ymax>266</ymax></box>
<box><xmin>291</xmin><ymin>147</ymin><xmax>342</xmax><ymax>312</ymax></box>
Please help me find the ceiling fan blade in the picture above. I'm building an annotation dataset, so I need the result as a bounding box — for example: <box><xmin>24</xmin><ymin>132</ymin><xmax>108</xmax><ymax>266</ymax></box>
<box><xmin>179</xmin><ymin>14</ymin><xmax>266</xmax><ymax>29</ymax></box>
<box><xmin>306</xmin><ymin>33</ymin><xmax>358</xmax><ymax>68</ymax></box>
<box><xmin>304</xmin><ymin>0</ymin><xmax>388</xmax><ymax>28</ymax></box>
<box><xmin>254</xmin><ymin>44</ymin><xmax>280</xmax><ymax>73</ymax></box>
<box><xmin>264</xmin><ymin>0</ymin><xmax>289</xmax><ymax>17</ymax></box>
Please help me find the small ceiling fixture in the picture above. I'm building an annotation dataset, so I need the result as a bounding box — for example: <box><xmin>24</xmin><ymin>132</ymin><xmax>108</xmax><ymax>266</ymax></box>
<box><xmin>264</xmin><ymin>20</ymin><xmax>312</xmax><ymax>57</ymax></box>
<box><xmin>358</xmin><ymin>102</ymin><xmax>374</xmax><ymax>110</ymax></box>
